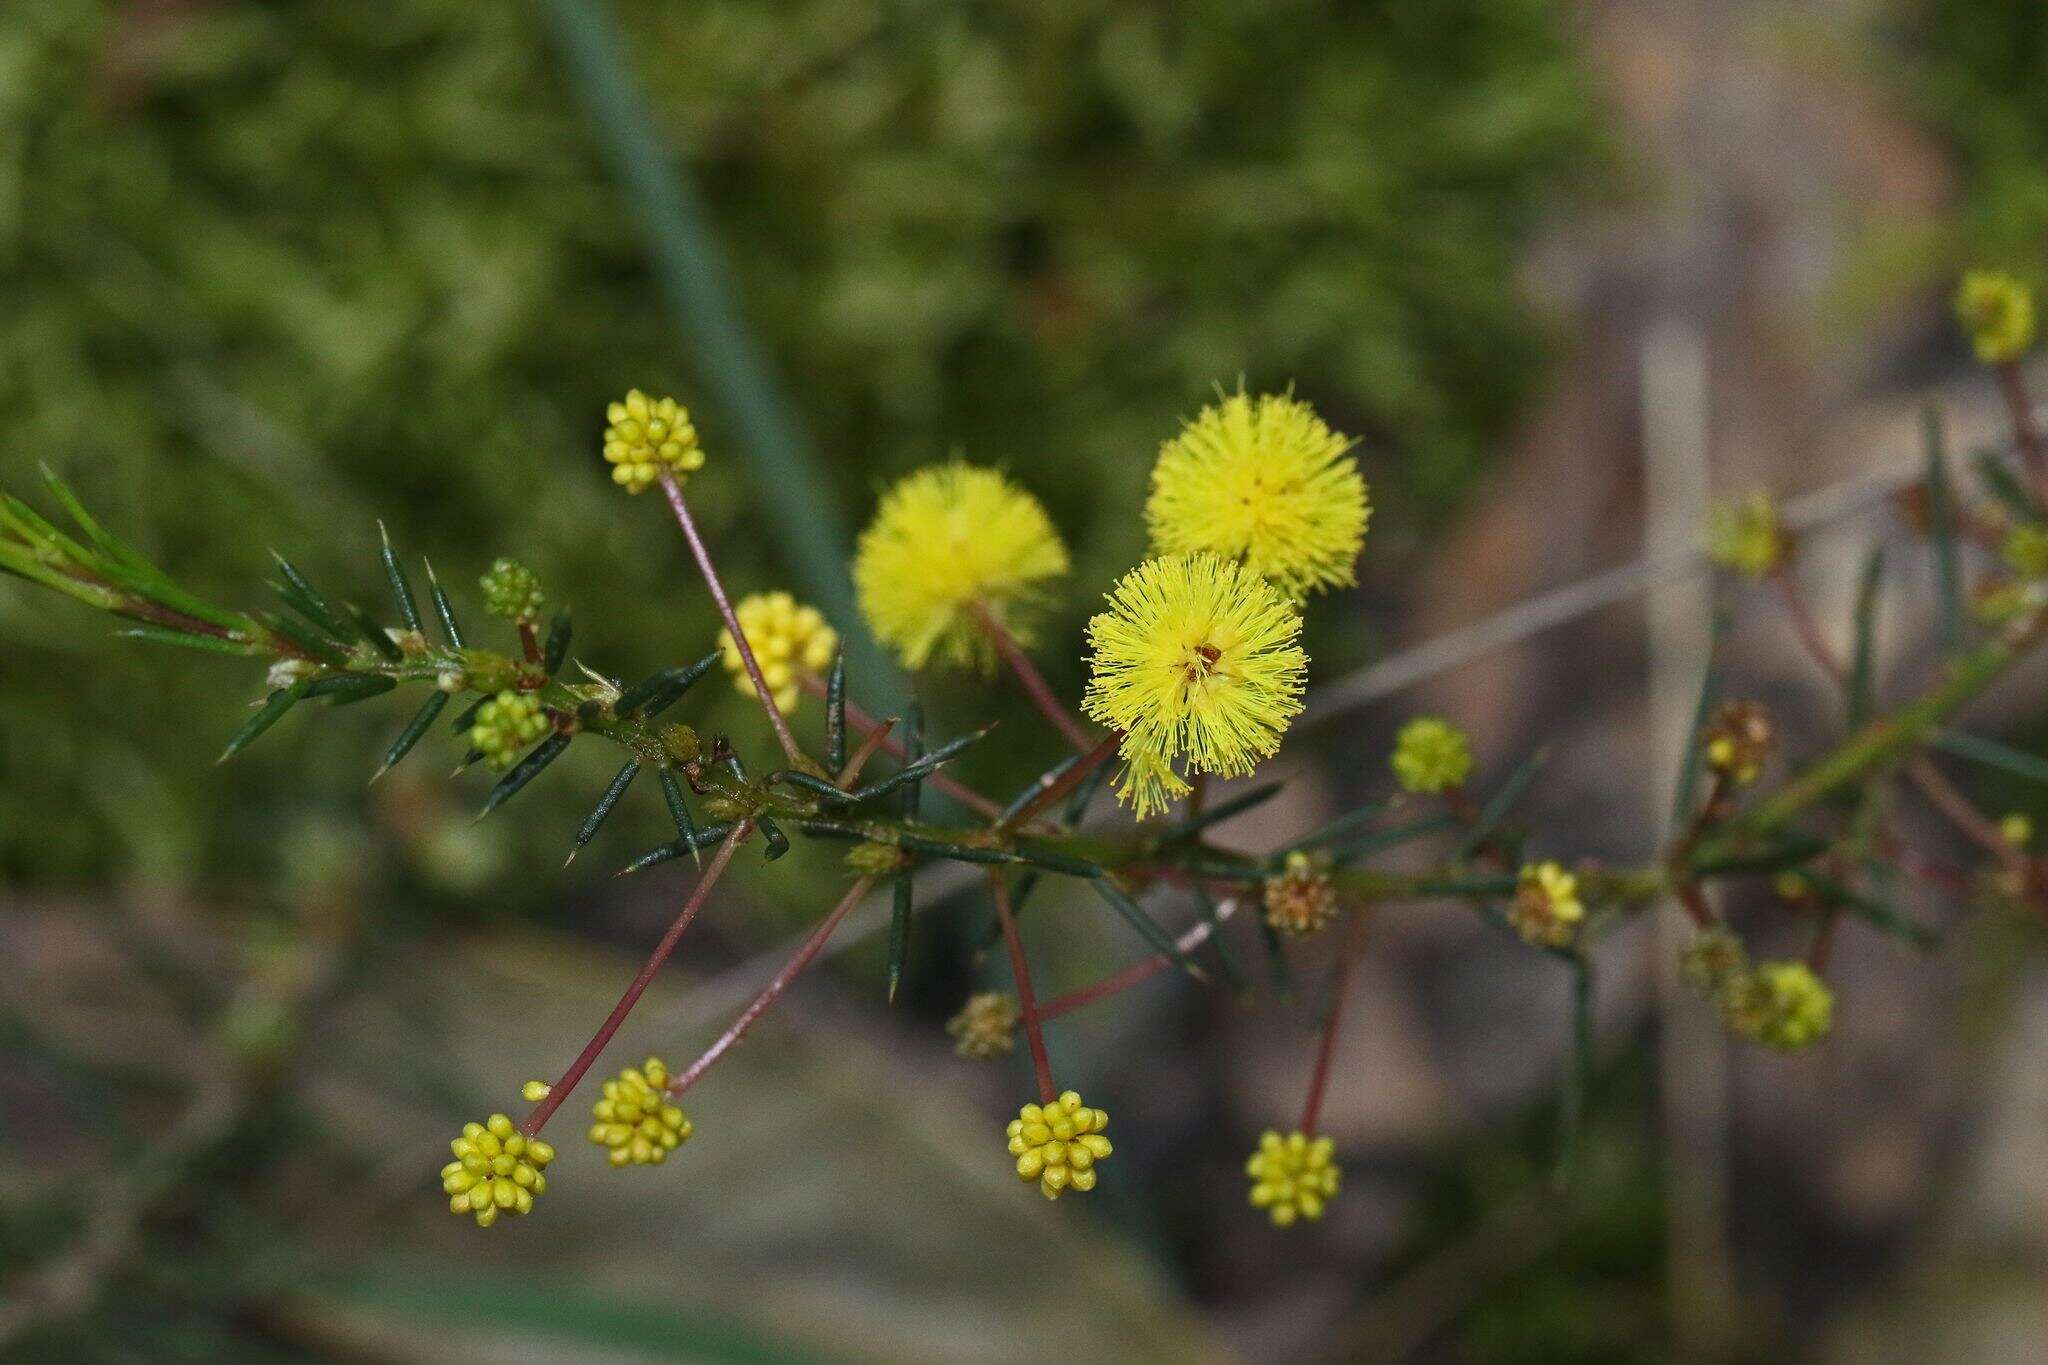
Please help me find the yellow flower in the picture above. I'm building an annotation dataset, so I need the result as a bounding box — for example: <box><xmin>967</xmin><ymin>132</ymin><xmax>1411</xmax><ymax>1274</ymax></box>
<box><xmin>1083</xmin><ymin>553</ymin><xmax>1308</xmax><ymax>819</ymax></box>
<box><xmin>588</xmin><ymin>1057</ymin><xmax>694</xmax><ymax>1167</ymax></box>
<box><xmin>1391</xmin><ymin>716</ymin><xmax>1473</xmax><ymax>794</ymax></box>
<box><xmin>720</xmin><ymin>591</ymin><xmax>837</xmax><ymax>714</ymax></box>
<box><xmin>470</xmin><ymin>690</ymin><xmax>550</xmax><ymax>771</ymax></box>
<box><xmin>947</xmin><ymin>991</ymin><xmax>1019</xmax><ymax>1060</ymax></box>
<box><xmin>1245</xmin><ymin>1130</ymin><xmax>1340</xmax><ymax>1227</ymax></box>
<box><xmin>1705</xmin><ymin>491</ymin><xmax>1787</xmax><ymax>580</ymax></box>
<box><xmin>2002</xmin><ymin>812</ymin><xmax>2033</xmax><ymax>848</ymax></box>
<box><xmin>1723</xmin><ymin>961</ymin><xmax>1833</xmax><ymax>1051</ymax></box>
<box><xmin>1701</xmin><ymin>699</ymin><xmax>1773</xmax><ymax>786</ymax></box>
<box><xmin>442</xmin><ymin>1112</ymin><xmax>556</xmax><ymax>1227</ymax></box>
<box><xmin>1006</xmin><ymin>1090</ymin><xmax>1112</xmax><ymax>1200</ymax></box>
<box><xmin>853</xmin><ymin>463</ymin><xmax>1069</xmax><ymax>671</ymax></box>
<box><xmin>1956</xmin><ymin>269</ymin><xmax>2036</xmax><ymax>365</ymax></box>
<box><xmin>1146</xmin><ymin>390</ymin><xmax>1369</xmax><ymax>601</ymax></box>
<box><xmin>1263</xmin><ymin>851</ymin><xmax>1338</xmax><ymax>938</ymax></box>
<box><xmin>1509</xmin><ymin>861</ymin><xmax>1583</xmax><ymax>949</ymax></box>
<box><xmin>602</xmin><ymin>389</ymin><xmax>704</xmax><ymax>494</ymax></box>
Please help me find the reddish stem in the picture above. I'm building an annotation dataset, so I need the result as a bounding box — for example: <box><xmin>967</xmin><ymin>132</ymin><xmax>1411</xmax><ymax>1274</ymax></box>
<box><xmin>1002</xmin><ymin>731</ymin><xmax>1121</xmax><ymax>831</ymax></box>
<box><xmin>1997</xmin><ymin>360</ymin><xmax>2048</xmax><ymax>502</ymax></box>
<box><xmin>1301</xmin><ymin>912</ymin><xmax>1367</xmax><ymax>1136</ymax></box>
<box><xmin>517</xmin><ymin>619</ymin><xmax>541</xmax><ymax>665</ymax></box>
<box><xmin>1806</xmin><ymin>907</ymin><xmax>1843</xmax><ymax>972</ymax></box>
<box><xmin>969</xmin><ymin>600</ymin><xmax>1095</xmax><ymax>754</ymax></box>
<box><xmin>838</xmin><ymin>717</ymin><xmax>897</xmax><ymax>786</ymax></box>
<box><xmin>666</xmin><ymin>876</ymin><xmax>876</xmax><ymax>1098</ymax></box>
<box><xmin>520</xmin><ymin>822</ymin><xmax>750</xmax><ymax>1135</ymax></box>
<box><xmin>991</xmin><ymin>875</ymin><xmax>1056</xmax><ymax>1104</ymax></box>
<box><xmin>1775</xmin><ymin>571</ymin><xmax>1846</xmax><ymax>683</ymax></box>
<box><xmin>657</xmin><ymin>472</ymin><xmax>805</xmax><ymax>767</ymax></box>
<box><xmin>1906</xmin><ymin>756</ymin><xmax>2029</xmax><ymax>880</ymax></box>
<box><xmin>1035</xmin><ymin>897</ymin><xmax>1241</xmax><ymax>1020</ymax></box>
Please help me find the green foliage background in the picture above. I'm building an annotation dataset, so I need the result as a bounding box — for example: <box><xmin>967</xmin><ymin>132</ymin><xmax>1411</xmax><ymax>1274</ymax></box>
<box><xmin>0</xmin><ymin>0</ymin><xmax>1605</xmax><ymax>892</ymax></box>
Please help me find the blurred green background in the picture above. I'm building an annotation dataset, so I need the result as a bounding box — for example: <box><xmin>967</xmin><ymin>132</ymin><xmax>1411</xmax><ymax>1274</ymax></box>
<box><xmin>3</xmin><ymin>0</ymin><xmax>2045</xmax><ymax>1360</ymax></box>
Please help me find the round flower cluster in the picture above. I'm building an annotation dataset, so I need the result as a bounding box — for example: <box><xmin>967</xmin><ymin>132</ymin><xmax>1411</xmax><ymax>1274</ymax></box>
<box><xmin>469</xmin><ymin>690</ymin><xmax>549</xmax><ymax>771</ymax></box>
<box><xmin>1006</xmin><ymin>1091</ymin><xmax>1112</xmax><ymax>1200</ymax></box>
<box><xmin>1390</xmin><ymin>716</ymin><xmax>1473</xmax><ymax>794</ymax></box>
<box><xmin>853</xmin><ymin>463</ymin><xmax>1069</xmax><ymax>671</ymax></box>
<box><xmin>2002</xmin><ymin>812</ymin><xmax>2033</xmax><ymax>849</ymax></box>
<box><xmin>479</xmin><ymin>557</ymin><xmax>545</xmax><ymax>622</ymax></box>
<box><xmin>946</xmin><ymin>991</ymin><xmax>1019</xmax><ymax>1060</ymax></box>
<box><xmin>720</xmin><ymin>591</ymin><xmax>837</xmax><ymax>715</ymax></box>
<box><xmin>2003</xmin><ymin>525</ymin><xmax>2048</xmax><ymax>581</ymax></box>
<box><xmin>1701</xmin><ymin>699</ymin><xmax>1774</xmax><ymax>786</ymax></box>
<box><xmin>1245</xmin><ymin>1130</ymin><xmax>1341</xmax><ymax>1227</ymax></box>
<box><xmin>1956</xmin><ymin>269</ymin><xmax>2036</xmax><ymax>365</ymax></box>
<box><xmin>1082</xmin><ymin>552</ymin><xmax>1307</xmax><ymax>819</ymax></box>
<box><xmin>602</xmin><ymin>389</ymin><xmax>704</xmax><ymax>493</ymax></box>
<box><xmin>442</xmin><ymin>1113</ymin><xmax>556</xmax><ymax>1227</ymax></box>
<box><xmin>1145</xmin><ymin>389</ymin><xmax>1369</xmax><ymax>602</ymax></box>
<box><xmin>588</xmin><ymin>1057</ymin><xmax>694</xmax><ymax>1167</ymax></box>
<box><xmin>1263</xmin><ymin>851</ymin><xmax>1338</xmax><ymax>938</ymax></box>
<box><xmin>1706</xmin><ymin>491</ymin><xmax>1787</xmax><ymax>580</ymax></box>
<box><xmin>1723</xmin><ymin>961</ymin><xmax>1834</xmax><ymax>1051</ymax></box>
<box><xmin>1509</xmin><ymin>861</ymin><xmax>1583</xmax><ymax>949</ymax></box>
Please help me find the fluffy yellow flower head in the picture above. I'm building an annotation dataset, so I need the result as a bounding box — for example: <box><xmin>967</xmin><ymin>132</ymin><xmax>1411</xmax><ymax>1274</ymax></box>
<box><xmin>1509</xmin><ymin>861</ymin><xmax>1583</xmax><ymax>949</ymax></box>
<box><xmin>602</xmin><ymin>389</ymin><xmax>704</xmax><ymax>493</ymax></box>
<box><xmin>1705</xmin><ymin>491</ymin><xmax>1787</xmax><ymax>580</ymax></box>
<box><xmin>1006</xmin><ymin>1090</ymin><xmax>1112</xmax><ymax>1200</ymax></box>
<box><xmin>947</xmin><ymin>991</ymin><xmax>1019</xmax><ymax>1060</ymax></box>
<box><xmin>854</xmin><ymin>463</ymin><xmax>1070</xmax><ymax>671</ymax></box>
<box><xmin>442</xmin><ymin>1112</ymin><xmax>556</xmax><ymax>1227</ymax></box>
<box><xmin>1246</xmin><ymin>1130</ymin><xmax>1341</xmax><ymax>1227</ymax></box>
<box><xmin>1082</xmin><ymin>553</ymin><xmax>1308</xmax><ymax>819</ymax></box>
<box><xmin>1956</xmin><ymin>269</ymin><xmax>2036</xmax><ymax>365</ymax></box>
<box><xmin>720</xmin><ymin>591</ymin><xmax>837</xmax><ymax>714</ymax></box>
<box><xmin>1146</xmin><ymin>390</ymin><xmax>1369</xmax><ymax>601</ymax></box>
<box><xmin>1391</xmin><ymin>716</ymin><xmax>1473</xmax><ymax>794</ymax></box>
<box><xmin>2002</xmin><ymin>812</ymin><xmax>2033</xmax><ymax>849</ymax></box>
<box><xmin>588</xmin><ymin>1056</ymin><xmax>694</xmax><ymax>1167</ymax></box>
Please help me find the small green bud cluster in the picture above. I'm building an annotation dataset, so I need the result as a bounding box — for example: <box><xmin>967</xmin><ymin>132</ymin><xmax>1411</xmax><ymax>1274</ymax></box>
<box><xmin>471</xmin><ymin>690</ymin><xmax>549</xmax><ymax>771</ymax></box>
<box><xmin>480</xmin><ymin>558</ymin><xmax>546</xmax><ymax>622</ymax></box>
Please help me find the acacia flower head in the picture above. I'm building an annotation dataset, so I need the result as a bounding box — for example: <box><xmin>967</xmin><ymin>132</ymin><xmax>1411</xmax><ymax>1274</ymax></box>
<box><xmin>1264</xmin><ymin>851</ymin><xmax>1338</xmax><ymax>938</ymax></box>
<box><xmin>1706</xmin><ymin>491</ymin><xmax>1788</xmax><ymax>580</ymax></box>
<box><xmin>442</xmin><ymin>1112</ymin><xmax>556</xmax><ymax>1227</ymax></box>
<box><xmin>1083</xmin><ymin>553</ymin><xmax>1308</xmax><ymax>819</ymax></box>
<box><xmin>1245</xmin><ymin>1130</ymin><xmax>1341</xmax><ymax>1227</ymax></box>
<box><xmin>470</xmin><ymin>690</ymin><xmax>549</xmax><ymax>771</ymax></box>
<box><xmin>947</xmin><ymin>991</ymin><xmax>1019</xmax><ymax>1060</ymax></box>
<box><xmin>602</xmin><ymin>389</ymin><xmax>704</xmax><ymax>493</ymax></box>
<box><xmin>2003</xmin><ymin>525</ymin><xmax>2048</xmax><ymax>580</ymax></box>
<box><xmin>588</xmin><ymin>1056</ymin><xmax>694</xmax><ymax>1167</ymax></box>
<box><xmin>1679</xmin><ymin>926</ymin><xmax>1748</xmax><ymax>999</ymax></box>
<box><xmin>720</xmin><ymin>591</ymin><xmax>837</xmax><ymax>714</ymax></box>
<box><xmin>1146</xmin><ymin>390</ymin><xmax>1369</xmax><ymax>601</ymax></box>
<box><xmin>1006</xmin><ymin>1090</ymin><xmax>1112</xmax><ymax>1200</ymax></box>
<box><xmin>1956</xmin><ymin>269</ymin><xmax>2036</xmax><ymax>365</ymax></box>
<box><xmin>1723</xmin><ymin>961</ymin><xmax>1833</xmax><ymax>1051</ymax></box>
<box><xmin>853</xmin><ymin>463</ymin><xmax>1069</xmax><ymax>671</ymax></box>
<box><xmin>1701</xmin><ymin>700</ymin><xmax>1774</xmax><ymax>786</ymax></box>
<box><xmin>1510</xmin><ymin>861</ymin><xmax>1583</xmax><ymax>949</ymax></box>
<box><xmin>1391</xmin><ymin>716</ymin><xmax>1473</xmax><ymax>794</ymax></box>
<box><xmin>479</xmin><ymin>557</ymin><xmax>545</xmax><ymax>622</ymax></box>
<box><xmin>2001</xmin><ymin>812</ymin><xmax>2033</xmax><ymax>849</ymax></box>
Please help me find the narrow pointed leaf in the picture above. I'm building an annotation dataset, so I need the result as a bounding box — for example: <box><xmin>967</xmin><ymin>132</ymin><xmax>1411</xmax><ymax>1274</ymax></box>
<box><xmin>218</xmin><ymin>684</ymin><xmax>308</xmax><ymax>762</ymax></box>
<box><xmin>618</xmin><ymin>822</ymin><xmax>738</xmax><ymax>875</ymax></box>
<box><xmin>846</xmin><ymin>724</ymin><xmax>990</xmax><ymax>804</ymax></box>
<box><xmin>758</xmin><ymin>817</ymin><xmax>790</xmax><ymax>859</ymax></box>
<box><xmin>116</xmin><ymin>626</ymin><xmax>258</xmax><ymax>658</ymax></box>
<box><xmin>1554</xmin><ymin>953</ymin><xmax>1594</xmax><ymax>1186</ymax></box>
<box><xmin>1008</xmin><ymin>844</ymin><xmax>1101</xmax><ymax>877</ymax></box>
<box><xmin>1326</xmin><ymin>811</ymin><xmax>1461</xmax><ymax>867</ymax></box>
<box><xmin>1162</xmin><ymin>782</ymin><xmax>1285</xmax><ymax>842</ymax></box>
<box><xmin>543</xmin><ymin>613</ymin><xmax>572</xmax><ymax>674</ymax></box>
<box><xmin>1066</xmin><ymin>758</ymin><xmax>1114</xmax><ymax>825</ymax></box>
<box><xmin>1281</xmin><ymin>796</ymin><xmax>1404</xmax><ymax>856</ymax></box>
<box><xmin>1002</xmin><ymin>751</ymin><xmax>1083</xmax><ymax>824</ymax></box>
<box><xmin>379</xmin><ymin>692</ymin><xmax>451</xmax><ymax>775</ymax></box>
<box><xmin>1090</xmin><ymin>877</ymin><xmax>1205</xmax><ymax>981</ymax></box>
<box><xmin>894</xmin><ymin>834</ymin><xmax>1018</xmax><ymax>865</ymax></box>
<box><xmin>886</xmin><ymin>874</ymin><xmax>914</xmax><ymax>1004</ymax></box>
<box><xmin>614</xmin><ymin>650</ymin><xmax>721</xmax><ymax>718</ymax></box>
<box><xmin>1454</xmin><ymin>751</ymin><xmax>1548</xmax><ymax>861</ymax></box>
<box><xmin>304</xmin><ymin>674</ymin><xmax>396</xmax><ymax>705</ymax></box>
<box><xmin>479</xmin><ymin>732</ymin><xmax>571</xmax><ymax>817</ymax></box>
<box><xmin>658</xmin><ymin>767</ymin><xmax>700</xmax><ymax>845</ymax></box>
<box><xmin>1689</xmin><ymin>834</ymin><xmax>1829</xmax><ymax>877</ymax></box>
<box><xmin>766</xmin><ymin>770</ymin><xmax>849</xmax><ymax>803</ymax></box>
<box><xmin>376</xmin><ymin>521</ymin><xmax>424</xmax><ymax>632</ymax></box>
<box><xmin>260</xmin><ymin>610</ymin><xmax>351</xmax><ymax>667</ymax></box>
<box><xmin>1923</xmin><ymin>407</ymin><xmax>1961</xmax><ymax>651</ymax></box>
<box><xmin>449</xmin><ymin>696</ymin><xmax>487</xmax><ymax>734</ymax></box>
<box><xmin>337</xmin><ymin>600</ymin><xmax>400</xmax><ymax>660</ymax></box>
<box><xmin>1974</xmin><ymin>448</ymin><xmax>2039</xmax><ymax>520</ymax></box>
<box><xmin>1671</xmin><ymin>611</ymin><xmax>1730</xmax><ymax>828</ymax></box>
<box><xmin>1256</xmin><ymin>913</ymin><xmax>1293</xmax><ymax>1001</ymax></box>
<box><xmin>1848</xmin><ymin>547</ymin><xmax>1885</xmax><ymax>728</ymax></box>
<box><xmin>572</xmin><ymin>760</ymin><xmax>641</xmax><ymax>858</ymax></box>
<box><xmin>1799</xmin><ymin>869</ymin><xmax>1938</xmax><ymax>949</ymax></box>
<box><xmin>901</xmin><ymin>701</ymin><xmax>925</xmax><ymax>816</ymax></box>
<box><xmin>271</xmin><ymin>552</ymin><xmax>351</xmax><ymax>640</ymax></box>
<box><xmin>1931</xmin><ymin>728</ymin><xmax>2048</xmax><ymax>786</ymax></box>
<box><xmin>824</xmin><ymin>649</ymin><xmax>848</xmax><ymax>773</ymax></box>
<box><xmin>423</xmin><ymin>558</ymin><xmax>465</xmax><ymax>648</ymax></box>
